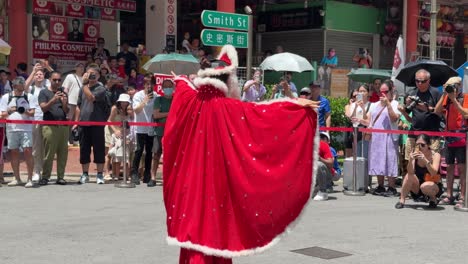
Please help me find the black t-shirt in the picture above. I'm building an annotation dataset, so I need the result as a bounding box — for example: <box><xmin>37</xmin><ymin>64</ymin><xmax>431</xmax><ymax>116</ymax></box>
<box><xmin>38</xmin><ymin>89</ymin><xmax>68</xmax><ymax>121</ymax></box>
<box><xmin>77</xmin><ymin>83</ymin><xmax>108</xmax><ymax>122</ymax></box>
<box><xmin>406</xmin><ymin>87</ymin><xmax>442</xmax><ymax>134</ymax></box>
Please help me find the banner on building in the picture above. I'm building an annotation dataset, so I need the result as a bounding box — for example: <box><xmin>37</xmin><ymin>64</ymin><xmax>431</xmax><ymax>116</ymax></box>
<box><xmin>101</xmin><ymin>8</ymin><xmax>116</xmax><ymax>21</ymax></box>
<box><xmin>53</xmin><ymin>0</ymin><xmax>137</xmax><ymax>12</ymax></box>
<box><xmin>83</xmin><ymin>20</ymin><xmax>100</xmax><ymax>43</ymax></box>
<box><xmin>33</xmin><ymin>40</ymin><xmax>94</xmax><ymax>60</ymax></box>
<box><xmin>165</xmin><ymin>0</ymin><xmax>177</xmax><ymax>52</ymax></box>
<box><xmin>66</xmin><ymin>4</ymin><xmax>85</xmax><ymax>17</ymax></box>
<box><xmin>154</xmin><ymin>74</ymin><xmax>173</xmax><ymax>95</ymax></box>
<box><xmin>0</xmin><ymin>18</ymin><xmax>4</xmax><ymax>39</ymax></box>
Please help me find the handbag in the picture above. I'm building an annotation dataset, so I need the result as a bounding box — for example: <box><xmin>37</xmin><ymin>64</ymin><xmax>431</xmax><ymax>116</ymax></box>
<box><xmin>363</xmin><ymin>105</ymin><xmax>386</xmax><ymax>141</ymax></box>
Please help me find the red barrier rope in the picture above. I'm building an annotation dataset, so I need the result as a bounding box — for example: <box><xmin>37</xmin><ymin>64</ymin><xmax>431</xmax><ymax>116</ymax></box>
<box><xmin>0</xmin><ymin>120</ymin><xmax>464</xmax><ymax>138</ymax></box>
<box><xmin>319</xmin><ymin>126</ymin><xmax>466</xmax><ymax>138</ymax></box>
<box><xmin>0</xmin><ymin>119</ymin><xmax>165</xmax><ymax>127</ymax></box>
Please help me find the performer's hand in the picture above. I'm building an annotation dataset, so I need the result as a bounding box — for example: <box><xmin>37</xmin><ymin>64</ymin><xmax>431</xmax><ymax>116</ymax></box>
<box><xmin>297</xmin><ymin>98</ymin><xmax>319</xmax><ymax>109</ymax></box>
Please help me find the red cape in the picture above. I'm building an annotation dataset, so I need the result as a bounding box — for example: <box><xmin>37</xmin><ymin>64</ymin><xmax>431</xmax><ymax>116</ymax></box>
<box><xmin>163</xmin><ymin>77</ymin><xmax>318</xmax><ymax>258</ymax></box>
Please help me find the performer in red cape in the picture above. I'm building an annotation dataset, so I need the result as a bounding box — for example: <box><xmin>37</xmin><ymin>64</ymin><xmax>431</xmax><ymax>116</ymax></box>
<box><xmin>163</xmin><ymin>45</ymin><xmax>319</xmax><ymax>264</ymax></box>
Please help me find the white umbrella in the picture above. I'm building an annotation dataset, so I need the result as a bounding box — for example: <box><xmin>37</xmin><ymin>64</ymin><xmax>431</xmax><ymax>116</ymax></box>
<box><xmin>0</xmin><ymin>38</ymin><xmax>11</xmax><ymax>56</ymax></box>
<box><xmin>142</xmin><ymin>53</ymin><xmax>200</xmax><ymax>75</ymax></box>
<box><xmin>259</xmin><ymin>52</ymin><xmax>314</xmax><ymax>72</ymax></box>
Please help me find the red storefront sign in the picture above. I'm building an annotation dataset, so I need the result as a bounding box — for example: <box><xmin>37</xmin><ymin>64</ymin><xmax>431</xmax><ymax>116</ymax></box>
<box><xmin>154</xmin><ymin>74</ymin><xmax>173</xmax><ymax>95</ymax></box>
<box><xmin>101</xmin><ymin>8</ymin><xmax>116</xmax><ymax>21</ymax></box>
<box><xmin>33</xmin><ymin>40</ymin><xmax>94</xmax><ymax>60</ymax></box>
<box><xmin>54</xmin><ymin>0</ymin><xmax>136</xmax><ymax>12</ymax></box>
<box><xmin>49</xmin><ymin>16</ymin><xmax>68</xmax><ymax>41</ymax></box>
<box><xmin>83</xmin><ymin>20</ymin><xmax>100</xmax><ymax>43</ymax></box>
<box><xmin>66</xmin><ymin>4</ymin><xmax>85</xmax><ymax>17</ymax></box>
<box><xmin>33</xmin><ymin>0</ymin><xmax>65</xmax><ymax>16</ymax></box>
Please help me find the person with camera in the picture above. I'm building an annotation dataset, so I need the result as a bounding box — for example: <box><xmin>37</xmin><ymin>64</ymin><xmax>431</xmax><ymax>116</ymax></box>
<box><xmin>353</xmin><ymin>48</ymin><xmax>373</xmax><ymax>69</ymax></box>
<box><xmin>38</xmin><ymin>72</ymin><xmax>69</xmax><ymax>185</ymax></box>
<box><xmin>434</xmin><ymin>77</ymin><xmax>467</xmax><ymax>206</ymax></box>
<box><xmin>241</xmin><ymin>70</ymin><xmax>266</xmax><ymax>102</ymax></box>
<box><xmin>76</xmin><ymin>65</ymin><xmax>110</xmax><ymax>184</ymax></box>
<box><xmin>131</xmin><ymin>73</ymin><xmax>157</xmax><ymax>185</ymax></box>
<box><xmin>0</xmin><ymin>77</ymin><xmax>36</xmax><ymax>187</ymax></box>
<box><xmin>270</xmin><ymin>77</ymin><xmax>297</xmax><ymax>100</ymax></box>
<box><xmin>399</xmin><ymin>69</ymin><xmax>442</xmax><ymax>162</ymax></box>
<box><xmin>395</xmin><ymin>134</ymin><xmax>442</xmax><ymax>209</ymax></box>
<box><xmin>346</xmin><ymin>84</ymin><xmax>371</xmax><ymax>158</ymax></box>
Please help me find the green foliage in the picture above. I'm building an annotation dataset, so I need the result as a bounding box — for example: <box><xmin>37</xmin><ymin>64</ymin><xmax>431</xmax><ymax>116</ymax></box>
<box><xmin>325</xmin><ymin>96</ymin><xmax>350</xmax><ymax>152</ymax></box>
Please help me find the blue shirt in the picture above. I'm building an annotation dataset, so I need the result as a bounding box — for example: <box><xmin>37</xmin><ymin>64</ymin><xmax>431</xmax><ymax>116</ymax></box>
<box><xmin>317</xmin><ymin>95</ymin><xmax>331</xmax><ymax>127</ymax></box>
<box><xmin>330</xmin><ymin>147</ymin><xmax>341</xmax><ymax>177</ymax></box>
<box><xmin>320</xmin><ymin>56</ymin><xmax>338</xmax><ymax>66</ymax></box>
<box><xmin>288</xmin><ymin>81</ymin><xmax>297</xmax><ymax>93</ymax></box>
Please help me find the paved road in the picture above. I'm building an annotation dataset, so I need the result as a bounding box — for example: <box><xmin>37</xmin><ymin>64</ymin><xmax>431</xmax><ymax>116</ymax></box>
<box><xmin>1</xmin><ymin>182</ymin><xmax>467</xmax><ymax>264</ymax></box>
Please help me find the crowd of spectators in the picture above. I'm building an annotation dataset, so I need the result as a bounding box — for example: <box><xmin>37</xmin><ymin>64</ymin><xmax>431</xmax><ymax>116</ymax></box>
<box><xmin>0</xmin><ymin>37</ymin><xmax>466</xmax><ymax>212</ymax></box>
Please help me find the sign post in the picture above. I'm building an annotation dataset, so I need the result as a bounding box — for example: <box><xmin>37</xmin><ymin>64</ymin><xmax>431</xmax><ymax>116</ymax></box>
<box><xmin>201</xmin><ymin>9</ymin><xmax>252</xmax><ymax>79</ymax></box>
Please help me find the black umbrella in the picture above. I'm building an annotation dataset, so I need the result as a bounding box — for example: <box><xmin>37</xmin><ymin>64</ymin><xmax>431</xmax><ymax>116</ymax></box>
<box><xmin>396</xmin><ymin>59</ymin><xmax>458</xmax><ymax>87</ymax></box>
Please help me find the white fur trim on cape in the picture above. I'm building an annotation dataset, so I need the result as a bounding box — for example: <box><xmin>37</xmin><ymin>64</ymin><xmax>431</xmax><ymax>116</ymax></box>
<box><xmin>166</xmin><ymin>115</ymin><xmax>319</xmax><ymax>259</ymax></box>
<box><xmin>193</xmin><ymin>77</ymin><xmax>229</xmax><ymax>96</ymax></box>
<box><xmin>197</xmin><ymin>45</ymin><xmax>238</xmax><ymax>78</ymax></box>
<box><xmin>174</xmin><ymin>76</ymin><xmax>198</xmax><ymax>91</ymax></box>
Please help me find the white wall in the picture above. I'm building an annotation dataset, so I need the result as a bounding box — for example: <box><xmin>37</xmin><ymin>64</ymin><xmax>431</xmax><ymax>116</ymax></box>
<box><xmin>146</xmin><ymin>0</ymin><xmax>166</xmax><ymax>55</ymax></box>
<box><xmin>101</xmin><ymin>20</ymin><xmax>119</xmax><ymax>54</ymax></box>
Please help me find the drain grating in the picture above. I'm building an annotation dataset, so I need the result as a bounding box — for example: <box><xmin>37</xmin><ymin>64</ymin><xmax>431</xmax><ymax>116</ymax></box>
<box><xmin>291</xmin><ymin>246</ymin><xmax>352</xmax><ymax>259</ymax></box>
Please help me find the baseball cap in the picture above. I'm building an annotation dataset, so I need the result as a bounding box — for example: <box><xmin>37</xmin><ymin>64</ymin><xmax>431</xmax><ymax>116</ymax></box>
<box><xmin>309</xmin><ymin>80</ymin><xmax>321</xmax><ymax>88</ymax></box>
<box><xmin>300</xmin><ymin>87</ymin><xmax>311</xmax><ymax>94</ymax></box>
<box><xmin>12</xmin><ymin>77</ymin><xmax>25</xmax><ymax>86</ymax></box>
<box><xmin>444</xmin><ymin>76</ymin><xmax>462</xmax><ymax>87</ymax></box>
<box><xmin>320</xmin><ymin>131</ymin><xmax>330</xmax><ymax>141</ymax></box>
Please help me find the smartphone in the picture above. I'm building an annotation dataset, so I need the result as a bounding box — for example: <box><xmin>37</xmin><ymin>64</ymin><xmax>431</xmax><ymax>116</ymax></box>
<box><xmin>356</xmin><ymin>93</ymin><xmax>363</xmax><ymax>101</ymax></box>
<box><xmin>414</xmin><ymin>144</ymin><xmax>420</xmax><ymax>153</ymax></box>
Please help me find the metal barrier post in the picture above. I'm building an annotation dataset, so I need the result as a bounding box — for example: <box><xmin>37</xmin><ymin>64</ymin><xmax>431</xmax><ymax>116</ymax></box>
<box><xmin>344</xmin><ymin>126</ymin><xmax>365</xmax><ymax>196</ymax></box>
<box><xmin>454</xmin><ymin>131</ymin><xmax>468</xmax><ymax>212</ymax></box>
<box><xmin>115</xmin><ymin>120</ymin><xmax>135</xmax><ymax>188</ymax></box>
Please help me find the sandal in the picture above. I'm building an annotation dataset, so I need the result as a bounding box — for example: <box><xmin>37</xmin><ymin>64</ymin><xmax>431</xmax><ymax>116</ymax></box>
<box><xmin>395</xmin><ymin>202</ymin><xmax>405</xmax><ymax>209</ymax></box>
<box><xmin>439</xmin><ymin>196</ymin><xmax>455</xmax><ymax>205</ymax></box>
<box><xmin>455</xmin><ymin>199</ymin><xmax>466</xmax><ymax>208</ymax></box>
<box><xmin>428</xmin><ymin>201</ymin><xmax>437</xmax><ymax>209</ymax></box>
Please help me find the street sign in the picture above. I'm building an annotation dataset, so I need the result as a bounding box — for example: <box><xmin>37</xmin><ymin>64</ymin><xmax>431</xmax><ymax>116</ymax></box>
<box><xmin>201</xmin><ymin>29</ymin><xmax>248</xmax><ymax>48</ymax></box>
<box><xmin>201</xmin><ymin>10</ymin><xmax>249</xmax><ymax>31</ymax></box>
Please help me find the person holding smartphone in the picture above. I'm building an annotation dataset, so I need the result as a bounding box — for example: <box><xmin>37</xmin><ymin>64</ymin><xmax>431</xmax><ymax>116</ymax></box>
<box><xmin>76</xmin><ymin>65</ymin><xmax>109</xmax><ymax>185</ymax></box>
<box><xmin>241</xmin><ymin>70</ymin><xmax>266</xmax><ymax>102</ymax></box>
<box><xmin>131</xmin><ymin>73</ymin><xmax>157</xmax><ymax>185</ymax></box>
<box><xmin>346</xmin><ymin>84</ymin><xmax>371</xmax><ymax>158</ymax></box>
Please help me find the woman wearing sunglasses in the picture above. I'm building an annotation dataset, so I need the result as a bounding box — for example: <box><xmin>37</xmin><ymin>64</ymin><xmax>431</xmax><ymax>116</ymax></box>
<box><xmin>365</xmin><ymin>80</ymin><xmax>401</xmax><ymax>196</ymax></box>
<box><xmin>395</xmin><ymin>134</ymin><xmax>442</xmax><ymax>209</ymax></box>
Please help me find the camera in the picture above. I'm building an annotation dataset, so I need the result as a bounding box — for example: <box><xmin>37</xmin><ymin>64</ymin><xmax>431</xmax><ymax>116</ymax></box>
<box><xmin>445</xmin><ymin>84</ymin><xmax>455</xmax><ymax>94</ymax></box>
<box><xmin>57</xmin><ymin>87</ymin><xmax>64</xmax><ymax>93</ymax></box>
<box><xmin>17</xmin><ymin>106</ymin><xmax>26</xmax><ymax>114</ymax></box>
<box><xmin>359</xmin><ymin>48</ymin><xmax>367</xmax><ymax>57</ymax></box>
<box><xmin>89</xmin><ymin>74</ymin><xmax>97</xmax><ymax>80</ymax></box>
<box><xmin>405</xmin><ymin>96</ymin><xmax>422</xmax><ymax>113</ymax></box>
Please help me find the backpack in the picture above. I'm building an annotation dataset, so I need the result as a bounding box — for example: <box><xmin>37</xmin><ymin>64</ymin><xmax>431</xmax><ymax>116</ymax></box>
<box><xmin>7</xmin><ymin>92</ymin><xmax>29</xmax><ymax>105</ymax></box>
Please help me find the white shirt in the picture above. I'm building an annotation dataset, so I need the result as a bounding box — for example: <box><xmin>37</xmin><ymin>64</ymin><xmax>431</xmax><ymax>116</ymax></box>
<box><xmin>132</xmin><ymin>90</ymin><xmax>157</xmax><ymax>135</ymax></box>
<box><xmin>349</xmin><ymin>101</ymin><xmax>370</xmax><ymax>120</ymax></box>
<box><xmin>0</xmin><ymin>92</ymin><xmax>36</xmax><ymax>132</ymax></box>
<box><xmin>30</xmin><ymin>83</ymin><xmax>46</xmax><ymax>121</ymax></box>
<box><xmin>63</xmin><ymin>73</ymin><xmax>82</xmax><ymax>105</ymax></box>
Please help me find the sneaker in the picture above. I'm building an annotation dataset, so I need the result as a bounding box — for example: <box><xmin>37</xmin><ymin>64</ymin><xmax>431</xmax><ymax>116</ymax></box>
<box><xmin>25</xmin><ymin>180</ymin><xmax>35</xmax><ymax>188</ymax></box>
<box><xmin>7</xmin><ymin>179</ymin><xmax>22</xmax><ymax>187</ymax></box>
<box><xmin>155</xmin><ymin>180</ymin><xmax>164</xmax><ymax>186</ymax></box>
<box><xmin>147</xmin><ymin>179</ymin><xmax>156</xmax><ymax>187</ymax></box>
<box><xmin>372</xmin><ymin>185</ymin><xmax>386</xmax><ymax>196</ymax></box>
<box><xmin>32</xmin><ymin>173</ymin><xmax>40</xmax><ymax>182</ymax></box>
<box><xmin>395</xmin><ymin>201</ymin><xmax>405</xmax><ymax>209</ymax></box>
<box><xmin>131</xmin><ymin>174</ymin><xmax>140</xmax><ymax>185</ymax></box>
<box><xmin>56</xmin><ymin>178</ymin><xmax>67</xmax><ymax>185</ymax></box>
<box><xmin>385</xmin><ymin>187</ymin><xmax>399</xmax><ymax>197</ymax></box>
<box><xmin>313</xmin><ymin>191</ymin><xmax>328</xmax><ymax>201</ymax></box>
<box><xmin>96</xmin><ymin>174</ymin><xmax>105</xmax><ymax>184</ymax></box>
<box><xmin>104</xmin><ymin>174</ymin><xmax>113</xmax><ymax>181</ymax></box>
<box><xmin>38</xmin><ymin>178</ymin><xmax>49</xmax><ymax>186</ymax></box>
<box><xmin>79</xmin><ymin>174</ymin><xmax>88</xmax><ymax>184</ymax></box>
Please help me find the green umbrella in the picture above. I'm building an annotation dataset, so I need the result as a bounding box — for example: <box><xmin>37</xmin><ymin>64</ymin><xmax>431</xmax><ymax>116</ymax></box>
<box><xmin>347</xmin><ymin>68</ymin><xmax>392</xmax><ymax>83</ymax></box>
<box><xmin>142</xmin><ymin>53</ymin><xmax>200</xmax><ymax>75</ymax></box>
